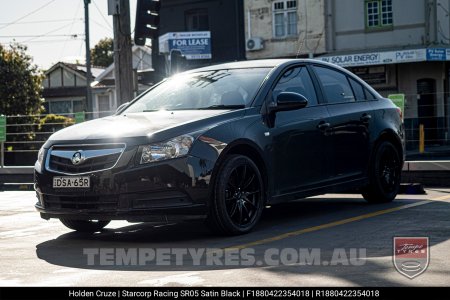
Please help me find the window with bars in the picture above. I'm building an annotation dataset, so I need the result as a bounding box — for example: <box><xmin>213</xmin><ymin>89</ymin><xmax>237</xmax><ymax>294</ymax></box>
<box><xmin>365</xmin><ymin>0</ymin><xmax>393</xmax><ymax>29</ymax></box>
<box><xmin>273</xmin><ymin>0</ymin><xmax>298</xmax><ymax>38</ymax></box>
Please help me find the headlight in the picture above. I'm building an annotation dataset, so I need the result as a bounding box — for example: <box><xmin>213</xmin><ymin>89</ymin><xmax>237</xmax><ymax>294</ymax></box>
<box><xmin>37</xmin><ymin>146</ymin><xmax>45</xmax><ymax>165</ymax></box>
<box><xmin>139</xmin><ymin>135</ymin><xmax>194</xmax><ymax>164</ymax></box>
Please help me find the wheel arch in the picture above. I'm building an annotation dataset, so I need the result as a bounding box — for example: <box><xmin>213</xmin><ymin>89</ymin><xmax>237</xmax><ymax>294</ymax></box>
<box><xmin>371</xmin><ymin>129</ymin><xmax>404</xmax><ymax>166</ymax></box>
<box><xmin>210</xmin><ymin>140</ymin><xmax>269</xmax><ymax>204</ymax></box>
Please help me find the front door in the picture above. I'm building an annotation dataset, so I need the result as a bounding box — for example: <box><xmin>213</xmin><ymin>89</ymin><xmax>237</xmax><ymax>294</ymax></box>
<box><xmin>271</xmin><ymin>65</ymin><xmax>332</xmax><ymax>195</ymax></box>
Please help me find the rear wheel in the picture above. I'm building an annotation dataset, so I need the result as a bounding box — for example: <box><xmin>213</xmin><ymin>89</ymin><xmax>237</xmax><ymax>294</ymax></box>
<box><xmin>60</xmin><ymin>219</ymin><xmax>110</xmax><ymax>233</ymax></box>
<box><xmin>207</xmin><ymin>155</ymin><xmax>264</xmax><ymax>235</ymax></box>
<box><xmin>362</xmin><ymin>141</ymin><xmax>401</xmax><ymax>203</ymax></box>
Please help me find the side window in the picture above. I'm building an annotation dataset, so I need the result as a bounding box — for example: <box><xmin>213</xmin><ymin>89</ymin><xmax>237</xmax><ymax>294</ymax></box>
<box><xmin>273</xmin><ymin>66</ymin><xmax>318</xmax><ymax>106</ymax></box>
<box><xmin>364</xmin><ymin>88</ymin><xmax>377</xmax><ymax>100</ymax></box>
<box><xmin>349</xmin><ymin>77</ymin><xmax>366</xmax><ymax>101</ymax></box>
<box><xmin>313</xmin><ymin>66</ymin><xmax>355</xmax><ymax>104</ymax></box>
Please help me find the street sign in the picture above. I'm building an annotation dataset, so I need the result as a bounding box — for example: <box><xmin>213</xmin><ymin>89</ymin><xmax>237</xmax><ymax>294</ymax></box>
<box><xmin>159</xmin><ymin>31</ymin><xmax>212</xmax><ymax>60</ymax></box>
<box><xmin>75</xmin><ymin>112</ymin><xmax>85</xmax><ymax>123</ymax></box>
<box><xmin>0</xmin><ymin>115</ymin><xmax>6</xmax><ymax>142</ymax></box>
<box><xmin>388</xmin><ymin>94</ymin><xmax>405</xmax><ymax>120</ymax></box>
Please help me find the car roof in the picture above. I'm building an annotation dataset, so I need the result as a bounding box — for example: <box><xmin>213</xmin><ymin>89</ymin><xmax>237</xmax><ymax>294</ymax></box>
<box><xmin>180</xmin><ymin>58</ymin><xmax>382</xmax><ymax>99</ymax></box>
<box><xmin>187</xmin><ymin>59</ymin><xmax>324</xmax><ymax>72</ymax></box>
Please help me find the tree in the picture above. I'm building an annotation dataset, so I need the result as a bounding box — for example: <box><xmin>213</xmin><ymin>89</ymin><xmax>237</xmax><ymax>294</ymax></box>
<box><xmin>91</xmin><ymin>37</ymin><xmax>114</xmax><ymax>67</ymax></box>
<box><xmin>0</xmin><ymin>43</ymin><xmax>44</xmax><ymax>116</ymax></box>
<box><xmin>0</xmin><ymin>43</ymin><xmax>44</xmax><ymax>165</ymax></box>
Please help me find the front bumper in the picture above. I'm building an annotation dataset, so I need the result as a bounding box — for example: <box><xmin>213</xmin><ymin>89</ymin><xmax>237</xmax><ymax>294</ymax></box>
<box><xmin>35</xmin><ymin>155</ymin><xmax>214</xmax><ymax>222</ymax></box>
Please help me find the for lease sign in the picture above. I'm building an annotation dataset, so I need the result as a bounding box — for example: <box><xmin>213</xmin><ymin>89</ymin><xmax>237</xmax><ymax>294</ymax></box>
<box><xmin>159</xmin><ymin>31</ymin><xmax>212</xmax><ymax>60</ymax></box>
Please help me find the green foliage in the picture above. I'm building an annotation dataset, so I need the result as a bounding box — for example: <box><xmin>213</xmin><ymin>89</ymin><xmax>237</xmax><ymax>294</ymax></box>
<box><xmin>0</xmin><ymin>43</ymin><xmax>44</xmax><ymax>153</ymax></box>
<box><xmin>0</xmin><ymin>43</ymin><xmax>44</xmax><ymax>116</ymax></box>
<box><xmin>37</xmin><ymin>114</ymin><xmax>74</xmax><ymax>136</ymax></box>
<box><xmin>91</xmin><ymin>37</ymin><xmax>114</xmax><ymax>67</ymax></box>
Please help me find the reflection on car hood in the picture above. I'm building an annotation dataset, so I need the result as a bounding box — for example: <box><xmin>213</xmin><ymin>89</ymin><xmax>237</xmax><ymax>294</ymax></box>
<box><xmin>49</xmin><ymin>110</ymin><xmax>230</xmax><ymax>141</ymax></box>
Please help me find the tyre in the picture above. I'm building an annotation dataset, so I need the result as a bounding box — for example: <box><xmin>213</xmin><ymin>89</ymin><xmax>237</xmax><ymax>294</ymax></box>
<box><xmin>207</xmin><ymin>155</ymin><xmax>265</xmax><ymax>235</ymax></box>
<box><xmin>362</xmin><ymin>141</ymin><xmax>402</xmax><ymax>203</ymax></box>
<box><xmin>60</xmin><ymin>219</ymin><xmax>110</xmax><ymax>233</ymax></box>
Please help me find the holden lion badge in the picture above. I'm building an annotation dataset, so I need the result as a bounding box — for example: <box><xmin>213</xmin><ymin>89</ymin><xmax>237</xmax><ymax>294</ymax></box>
<box><xmin>393</xmin><ymin>237</ymin><xmax>429</xmax><ymax>279</ymax></box>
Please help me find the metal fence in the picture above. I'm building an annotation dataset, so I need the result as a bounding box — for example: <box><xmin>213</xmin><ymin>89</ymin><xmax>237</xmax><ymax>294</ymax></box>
<box><xmin>0</xmin><ymin>106</ymin><xmax>449</xmax><ymax>167</ymax></box>
<box><xmin>0</xmin><ymin>111</ymin><xmax>113</xmax><ymax>167</ymax></box>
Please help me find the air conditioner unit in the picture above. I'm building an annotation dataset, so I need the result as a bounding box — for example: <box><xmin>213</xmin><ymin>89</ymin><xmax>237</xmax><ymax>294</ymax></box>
<box><xmin>246</xmin><ymin>37</ymin><xmax>264</xmax><ymax>51</ymax></box>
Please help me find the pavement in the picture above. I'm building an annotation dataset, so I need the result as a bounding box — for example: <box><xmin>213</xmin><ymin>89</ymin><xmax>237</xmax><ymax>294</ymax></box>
<box><xmin>0</xmin><ymin>190</ymin><xmax>449</xmax><ymax>286</ymax></box>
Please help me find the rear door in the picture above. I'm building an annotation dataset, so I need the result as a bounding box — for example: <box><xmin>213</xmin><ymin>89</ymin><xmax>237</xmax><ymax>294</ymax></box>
<box><xmin>271</xmin><ymin>65</ymin><xmax>332</xmax><ymax>195</ymax></box>
<box><xmin>311</xmin><ymin>65</ymin><xmax>372</xmax><ymax>180</ymax></box>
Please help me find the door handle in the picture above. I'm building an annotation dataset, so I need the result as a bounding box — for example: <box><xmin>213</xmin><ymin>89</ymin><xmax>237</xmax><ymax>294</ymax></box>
<box><xmin>360</xmin><ymin>113</ymin><xmax>372</xmax><ymax>122</ymax></box>
<box><xmin>317</xmin><ymin>121</ymin><xmax>331</xmax><ymax>131</ymax></box>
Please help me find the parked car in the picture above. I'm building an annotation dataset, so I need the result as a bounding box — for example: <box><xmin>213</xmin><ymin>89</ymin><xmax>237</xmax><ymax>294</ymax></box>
<box><xmin>34</xmin><ymin>59</ymin><xmax>404</xmax><ymax>235</ymax></box>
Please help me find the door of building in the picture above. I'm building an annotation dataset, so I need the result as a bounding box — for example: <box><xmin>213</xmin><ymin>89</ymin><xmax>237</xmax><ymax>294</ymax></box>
<box><xmin>417</xmin><ymin>79</ymin><xmax>438</xmax><ymax>145</ymax></box>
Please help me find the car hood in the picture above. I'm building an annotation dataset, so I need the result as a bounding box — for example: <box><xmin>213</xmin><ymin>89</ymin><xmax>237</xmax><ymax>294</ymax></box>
<box><xmin>49</xmin><ymin>110</ymin><xmax>231</xmax><ymax>141</ymax></box>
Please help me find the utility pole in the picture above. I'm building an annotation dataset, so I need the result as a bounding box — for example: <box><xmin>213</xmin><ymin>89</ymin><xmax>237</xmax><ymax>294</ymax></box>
<box><xmin>84</xmin><ymin>0</ymin><xmax>93</xmax><ymax>118</ymax></box>
<box><xmin>112</xmin><ymin>0</ymin><xmax>134</xmax><ymax>105</ymax></box>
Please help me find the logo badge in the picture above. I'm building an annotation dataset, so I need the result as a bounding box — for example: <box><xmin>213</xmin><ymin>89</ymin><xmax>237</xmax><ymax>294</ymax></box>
<box><xmin>393</xmin><ymin>237</ymin><xmax>429</xmax><ymax>279</ymax></box>
<box><xmin>71</xmin><ymin>151</ymin><xmax>85</xmax><ymax>165</ymax></box>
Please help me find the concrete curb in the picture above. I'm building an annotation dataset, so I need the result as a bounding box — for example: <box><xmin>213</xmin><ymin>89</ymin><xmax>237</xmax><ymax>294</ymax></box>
<box><xmin>0</xmin><ymin>183</ymin><xmax>34</xmax><ymax>191</ymax></box>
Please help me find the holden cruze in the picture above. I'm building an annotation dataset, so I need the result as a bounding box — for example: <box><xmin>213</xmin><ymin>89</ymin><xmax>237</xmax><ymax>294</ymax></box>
<box><xmin>34</xmin><ymin>59</ymin><xmax>404</xmax><ymax>235</ymax></box>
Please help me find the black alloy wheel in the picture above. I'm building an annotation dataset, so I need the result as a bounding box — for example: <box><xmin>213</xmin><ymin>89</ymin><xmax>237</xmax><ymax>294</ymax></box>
<box><xmin>363</xmin><ymin>141</ymin><xmax>401</xmax><ymax>203</ymax></box>
<box><xmin>207</xmin><ymin>155</ymin><xmax>264</xmax><ymax>235</ymax></box>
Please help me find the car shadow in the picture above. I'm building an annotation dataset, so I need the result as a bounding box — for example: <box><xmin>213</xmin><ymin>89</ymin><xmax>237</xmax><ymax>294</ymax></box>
<box><xmin>35</xmin><ymin>195</ymin><xmax>450</xmax><ymax>286</ymax></box>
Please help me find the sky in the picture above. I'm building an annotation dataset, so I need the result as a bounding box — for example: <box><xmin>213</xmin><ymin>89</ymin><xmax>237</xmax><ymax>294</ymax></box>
<box><xmin>0</xmin><ymin>0</ymin><xmax>137</xmax><ymax>70</ymax></box>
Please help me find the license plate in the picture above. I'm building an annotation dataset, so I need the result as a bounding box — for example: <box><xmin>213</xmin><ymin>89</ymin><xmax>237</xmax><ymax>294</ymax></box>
<box><xmin>53</xmin><ymin>176</ymin><xmax>90</xmax><ymax>188</ymax></box>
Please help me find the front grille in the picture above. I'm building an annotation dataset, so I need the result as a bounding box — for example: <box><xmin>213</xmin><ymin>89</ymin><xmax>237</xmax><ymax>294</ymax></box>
<box><xmin>44</xmin><ymin>195</ymin><xmax>118</xmax><ymax>210</ymax></box>
<box><xmin>45</xmin><ymin>144</ymin><xmax>125</xmax><ymax>175</ymax></box>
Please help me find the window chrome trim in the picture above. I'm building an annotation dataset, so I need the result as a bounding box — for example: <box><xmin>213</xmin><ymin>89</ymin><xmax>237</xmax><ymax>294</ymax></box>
<box><xmin>45</xmin><ymin>143</ymin><xmax>126</xmax><ymax>175</ymax></box>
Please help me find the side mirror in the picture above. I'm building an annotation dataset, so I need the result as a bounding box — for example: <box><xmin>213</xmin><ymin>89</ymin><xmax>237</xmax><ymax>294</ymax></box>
<box><xmin>270</xmin><ymin>92</ymin><xmax>308</xmax><ymax>113</ymax></box>
<box><xmin>115</xmin><ymin>102</ymin><xmax>130</xmax><ymax>114</ymax></box>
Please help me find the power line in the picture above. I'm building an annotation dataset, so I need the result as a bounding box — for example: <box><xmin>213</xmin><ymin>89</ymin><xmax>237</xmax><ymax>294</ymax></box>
<box><xmin>93</xmin><ymin>0</ymin><xmax>113</xmax><ymax>30</ymax></box>
<box><xmin>0</xmin><ymin>0</ymin><xmax>57</xmax><ymax>30</ymax></box>
<box><xmin>22</xmin><ymin>22</ymin><xmax>75</xmax><ymax>43</ymax></box>
<box><xmin>60</xmin><ymin>0</ymin><xmax>83</xmax><ymax>61</ymax></box>
<box><xmin>0</xmin><ymin>18</ymin><xmax>82</xmax><ymax>25</ymax></box>
<box><xmin>19</xmin><ymin>38</ymin><xmax>84</xmax><ymax>44</ymax></box>
<box><xmin>0</xmin><ymin>34</ymin><xmax>83</xmax><ymax>38</ymax></box>
<box><xmin>90</xmin><ymin>18</ymin><xmax>113</xmax><ymax>33</ymax></box>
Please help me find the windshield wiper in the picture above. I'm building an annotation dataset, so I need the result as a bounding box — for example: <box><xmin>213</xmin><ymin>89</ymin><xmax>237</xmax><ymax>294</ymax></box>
<box><xmin>199</xmin><ymin>104</ymin><xmax>245</xmax><ymax>110</ymax></box>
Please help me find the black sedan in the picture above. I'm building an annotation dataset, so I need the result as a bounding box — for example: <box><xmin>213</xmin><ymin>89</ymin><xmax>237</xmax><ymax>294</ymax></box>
<box><xmin>34</xmin><ymin>59</ymin><xmax>404</xmax><ymax>235</ymax></box>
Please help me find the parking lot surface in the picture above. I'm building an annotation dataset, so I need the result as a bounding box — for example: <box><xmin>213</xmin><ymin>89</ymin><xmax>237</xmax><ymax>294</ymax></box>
<box><xmin>0</xmin><ymin>189</ymin><xmax>449</xmax><ymax>286</ymax></box>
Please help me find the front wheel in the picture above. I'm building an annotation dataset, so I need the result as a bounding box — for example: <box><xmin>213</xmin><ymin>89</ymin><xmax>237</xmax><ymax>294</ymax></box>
<box><xmin>362</xmin><ymin>141</ymin><xmax>402</xmax><ymax>203</ymax></box>
<box><xmin>207</xmin><ymin>155</ymin><xmax>264</xmax><ymax>235</ymax></box>
<box><xmin>60</xmin><ymin>219</ymin><xmax>110</xmax><ymax>233</ymax></box>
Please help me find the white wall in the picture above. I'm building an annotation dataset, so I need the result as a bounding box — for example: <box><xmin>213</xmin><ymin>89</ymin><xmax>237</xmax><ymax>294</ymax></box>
<box><xmin>244</xmin><ymin>0</ymin><xmax>326</xmax><ymax>59</ymax></box>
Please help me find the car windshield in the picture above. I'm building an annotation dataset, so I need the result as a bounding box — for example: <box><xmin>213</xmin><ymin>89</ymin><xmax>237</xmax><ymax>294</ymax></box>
<box><xmin>122</xmin><ymin>68</ymin><xmax>271</xmax><ymax>112</ymax></box>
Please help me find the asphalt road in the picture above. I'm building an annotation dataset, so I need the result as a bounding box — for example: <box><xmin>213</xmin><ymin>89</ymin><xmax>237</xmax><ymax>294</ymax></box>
<box><xmin>0</xmin><ymin>189</ymin><xmax>449</xmax><ymax>287</ymax></box>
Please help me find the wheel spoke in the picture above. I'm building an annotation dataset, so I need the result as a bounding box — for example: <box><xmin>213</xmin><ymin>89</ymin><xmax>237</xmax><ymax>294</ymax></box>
<box><xmin>237</xmin><ymin>203</ymin><xmax>243</xmax><ymax>225</ymax></box>
<box><xmin>242</xmin><ymin>197</ymin><xmax>256</xmax><ymax>209</ymax></box>
<box><xmin>240</xmin><ymin>165</ymin><xmax>247</xmax><ymax>187</ymax></box>
<box><xmin>229</xmin><ymin>202</ymin><xmax>238</xmax><ymax>218</ymax></box>
<box><xmin>228</xmin><ymin>169</ymin><xmax>238</xmax><ymax>188</ymax></box>
<box><xmin>242</xmin><ymin>174</ymin><xmax>255</xmax><ymax>189</ymax></box>
<box><xmin>241</xmin><ymin>202</ymin><xmax>251</xmax><ymax>221</ymax></box>
<box><xmin>245</xmin><ymin>190</ymin><xmax>260</xmax><ymax>196</ymax></box>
